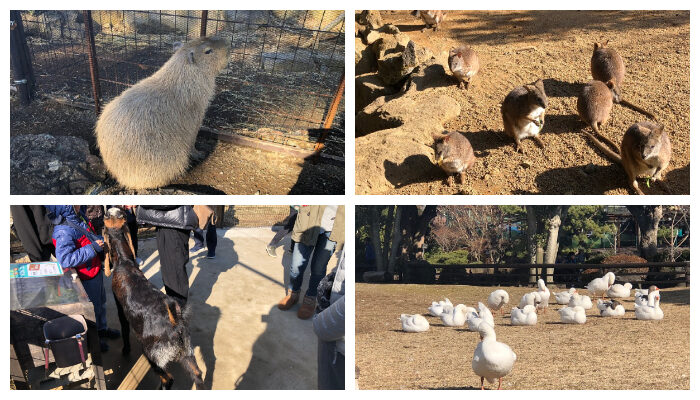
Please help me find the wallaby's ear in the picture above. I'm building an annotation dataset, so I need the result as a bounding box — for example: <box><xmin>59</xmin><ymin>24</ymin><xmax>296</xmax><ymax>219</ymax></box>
<box><xmin>188</xmin><ymin>50</ymin><xmax>196</xmax><ymax>64</ymax></box>
<box><xmin>655</xmin><ymin>123</ymin><xmax>665</xmax><ymax>134</ymax></box>
<box><xmin>173</xmin><ymin>41</ymin><xmax>184</xmax><ymax>52</ymax></box>
<box><xmin>606</xmin><ymin>80</ymin><xmax>615</xmax><ymax>90</ymax></box>
<box><xmin>593</xmin><ymin>42</ymin><xmax>600</xmax><ymax>51</ymax></box>
<box><xmin>603</xmin><ymin>39</ymin><xmax>609</xmax><ymax>47</ymax></box>
<box><xmin>534</xmin><ymin>79</ymin><xmax>545</xmax><ymax>92</ymax></box>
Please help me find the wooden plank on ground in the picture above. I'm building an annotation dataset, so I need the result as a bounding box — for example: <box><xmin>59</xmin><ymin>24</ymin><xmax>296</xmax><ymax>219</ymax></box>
<box><xmin>117</xmin><ymin>355</ymin><xmax>150</xmax><ymax>390</ymax></box>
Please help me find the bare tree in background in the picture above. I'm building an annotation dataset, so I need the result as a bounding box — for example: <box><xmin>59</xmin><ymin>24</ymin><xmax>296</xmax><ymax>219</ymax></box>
<box><xmin>627</xmin><ymin>205</ymin><xmax>663</xmax><ymax>260</ymax></box>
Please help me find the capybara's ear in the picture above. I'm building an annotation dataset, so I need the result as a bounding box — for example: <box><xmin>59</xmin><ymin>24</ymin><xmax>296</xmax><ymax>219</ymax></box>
<box><xmin>173</xmin><ymin>41</ymin><xmax>183</xmax><ymax>52</ymax></box>
<box><xmin>188</xmin><ymin>50</ymin><xmax>196</xmax><ymax>64</ymax></box>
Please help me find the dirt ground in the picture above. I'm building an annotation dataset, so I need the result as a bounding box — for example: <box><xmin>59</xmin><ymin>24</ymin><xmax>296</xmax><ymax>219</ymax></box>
<box><xmin>364</xmin><ymin>11</ymin><xmax>689</xmax><ymax>195</ymax></box>
<box><xmin>9</xmin><ymin>98</ymin><xmax>344</xmax><ymax>195</ymax></box>
<box><xmin>99</xmin><ymin>226</ymin><xmax>338</xmax><ymax>389</ymax></box>
<box><xmin>355</xmin><ymin>283</ymin><xmax>690</xmax><ymax>390</ymax></box>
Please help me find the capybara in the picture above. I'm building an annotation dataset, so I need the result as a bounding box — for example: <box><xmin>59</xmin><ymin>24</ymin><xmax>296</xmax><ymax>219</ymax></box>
<box><xmin>96</xmin><ymin>37</ymin><xmax>229</xmax><ymax>189</ymax></box>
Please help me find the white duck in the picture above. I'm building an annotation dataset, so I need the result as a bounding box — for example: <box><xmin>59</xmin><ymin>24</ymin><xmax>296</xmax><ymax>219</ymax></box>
<box><xmin>518</xmin><ymin>291</ymin><xmax>542</xmax><ymax>310</ymax></box>
<box><xmin>635</xmin><ymin>290</ymin><xmax>663</xmax><ymax>320</ymax></box>
<box><xmin>568</xmin><ymin>292</ymin><xmax>593</xmax><ymax>309</ymax></box>
<box><xmin>467</xmin><ymin>303</ymin><xmax>494</xmax><ymax>331</ymax></box>
<box><xmin>558</xmin><ymin>305</ymin><xmax>586</xmax><ymax>324</ymax></box>
<box><xmin>510</xmin><ymin>305</ymin><xmax>537</xmax><ymax>326</ymax></box>
<box><xmin>554</xmin><ymin>287</ymin><xmax>577</xmax><ymax>305</ymax></box>
<box><xmin>399</xmin><ymin>314</ymin><xmax>430</xmax><ymax>332</ymax></box>
<box><xmin>597</xmin><ymin>299</ymin><xmax>625</xmax><ymax>317</ymax></box>
<box><xmin>634</xmin><ymin>286</ymin><xmax>659</xmax><ymax>306</ymax></box>
<box><xmin>536</xmin><ymin>279</ymin><xmax>550</xmax><ymax>313</ymax></box>
<box><xmin>487</xmin><ymin>289</ymin><xmax>510</xmax><ymax>315</ymax></box>
<box><xmin>586</xmin><ymin>271</ymin><xmax>615</xmax><ymax>299</ymax></box>
<box><xmin>440</xmin><ymin>304</ymin><xmax>469</xmax><ymax>327</ymax></box>
<box><xmin>472</xmin><ymin>322</ymin><xmax>517</xmax><ymax>390</ymax></box>
<box><xmin>607</xmin><ymin>282</ymin><xmax>632</xmax><ymax>298</ymax></box>
<box><xmin>428</xmin><ymin>298</ymin><xmax>453</xmax><ymax>316</ymax></box>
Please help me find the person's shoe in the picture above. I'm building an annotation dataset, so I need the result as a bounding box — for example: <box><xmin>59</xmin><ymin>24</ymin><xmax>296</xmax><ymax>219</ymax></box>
<box><xmin>277</xmin><ymin>291</ymin><xmax>300</xmax><ymax>310</ymax></box>
<box><xmin>190</xmin><ymin>244</ymin><xmax>204</xmax><ymax>253</ymax></box>
<box><xmin>266</xmin><ymin>245</ymin><xmax>277</xmax><ymax>258</ymax></box>
<box><xmin>99</xmin><ymin>338</ymin><xmax>109</xmax><ymax>352</ymax></box>
<box><xmin>98</xmin><ymin>328</ymin><xmax>121</xmax><ymax>340</ymax></box>
<box><xmin>297</xmin><ymin>296</ymin><xmax>316</xmax><ymax>320</ymax></box>
<box><xmin>206</xmin><ymin>252</ymin><xmax>216</xmax><ymax>259</ymax></box>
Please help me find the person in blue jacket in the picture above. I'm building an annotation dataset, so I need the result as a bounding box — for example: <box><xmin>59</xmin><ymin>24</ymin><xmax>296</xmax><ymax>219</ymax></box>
<box><xmin>45</xmin><ymin>205</ymin><xmax>120</xmax><ymax>352</ymax></box>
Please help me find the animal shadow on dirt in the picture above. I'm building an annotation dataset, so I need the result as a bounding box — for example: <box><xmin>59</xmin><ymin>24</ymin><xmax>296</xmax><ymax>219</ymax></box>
<box><xmin>394</xmin><ymin>23</ymin><xmax>427</xmax><ymax>33</ymax></box>
<box><xmin>544</xmin><ymin>114</ymin><xmax>586</xmax><ymax>135</ymax></box>
<box><xmin>663</xmin><ymin>163</ymin><xmax>690</xmax><ymax>195</ymax></box>
<box><xmin>463</xmin><ymin>129</ymin><xmax>509</xmax><ymax>154</ymax></box>
<box><xmin>543</xmin><ymin>78</ymin><xmax>584</xmax><ymax>98</ymax></box>
<box><xmin>410</xmin><ymin>64</ymin><xmax>458</xmax><ymax>91</ymax></box>
<box><xmin>533</xmin><ymin>163</ymin><xmax>623</xmax><ymax>194</ymax></box>
<box><xmin>384</xmin><ymin>155</ymin><xmax>444</xmax><ymax>188</ymax></box>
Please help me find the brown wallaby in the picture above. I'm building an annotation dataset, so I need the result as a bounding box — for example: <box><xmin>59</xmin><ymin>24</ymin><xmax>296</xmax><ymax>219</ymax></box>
<box><xmin>501</xmin><ymin>79</ymin><xmax>548</xmax><ymax>153</ymax></box>
<box><xmin>411</xmin><ymin>10</ymin><xmax>447</xmax><ymax>31</ymax></box>
<box><xmin>433</xmin><ymin>130</ymin><xmax>476</xmax><ymax>185</ymax></box>
<box><xmin>591</xmin><ymin>41</ymin><xmax>656</xmax><ymax>120</ymax></box>
<box><xmin>583</xmin><ymin>121</ymin><xmax>671</xmax><ymax>195</ymax></box>
<box><xmin>448</xmin><ymin>46</ymin><xmax>479</xmax><ymax>90</ymax></box>
<box><xmin>577</xmin><ymin>80</ymin><xmax>620</xmax><ymax>153</ymax></box>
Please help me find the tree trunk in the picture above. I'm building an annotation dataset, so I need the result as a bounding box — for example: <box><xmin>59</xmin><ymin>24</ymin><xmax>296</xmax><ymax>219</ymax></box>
<box><xmin>387</xmin><ymin>206</ymin><xmax>403</xmax><ymax>274</ymax></box>
<box><xmin>544</xmin><ymin>206</ymin><xmax>566</xmax><ymax>283</ymax></box>
<box><xmin>399</xmin><ymin>205</ymin><xmax>438</xmax><ymax>261</ymax></box>
<box><xmin>627</xmin><ymin>205</ymin><xmax>662</xmax><ymax>260</ymax></box>
<box><xmin>382</xmin><ymin>206</ymin><xmax>394</xmax><ymax>269</ymax></box>
<box><xmin>526</xmin><ymin>206</ymin><xmax>538</xmax><ymax>283</ymax></box>
<box><xmin>370</xmin><ymin>206</ymin><xmax>385</xmax><ymax>272</ymax></box>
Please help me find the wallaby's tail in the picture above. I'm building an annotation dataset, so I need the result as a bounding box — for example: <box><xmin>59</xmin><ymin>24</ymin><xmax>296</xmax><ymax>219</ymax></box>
<box><xmin>590</xmin><ymin>123</ymin><xmax>621</xmax><ymax>154</ymax></box>
<box><xmin>583</xmin><ymin>130</ymin><xmax>622</xmax><ymax>164</ymax></box>
<box><xmin>618</xmin><ymin>99</ymin><xmax>657</xmax><ymax>121</ymax></box>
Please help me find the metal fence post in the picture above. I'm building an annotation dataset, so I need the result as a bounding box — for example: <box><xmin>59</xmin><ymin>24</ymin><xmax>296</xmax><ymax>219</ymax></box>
<box><xmin>200</xmin><ymin>10</ymin><xmax>208</xmax><ymax>37</ymax></box>
<box><xmin>313</xmin><ymin>75</ymin><xmax>345</xmax><ymax>153</ymax></box>
<box><xmin>82</xmin><ymin>10</ymin><xmax>102</xmax><ymax>115</ymax></box>
<box><xmin>10</xmin><ymin>11</ymin><xmax>36</xmax><ymax>105</ymax></box>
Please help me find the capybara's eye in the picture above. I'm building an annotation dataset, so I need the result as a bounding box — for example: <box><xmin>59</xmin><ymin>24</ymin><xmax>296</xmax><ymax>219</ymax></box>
<box><xmin>204</xmin><ymin>48</ymin><xmax>213</xmax><ymax>54</ymax></box>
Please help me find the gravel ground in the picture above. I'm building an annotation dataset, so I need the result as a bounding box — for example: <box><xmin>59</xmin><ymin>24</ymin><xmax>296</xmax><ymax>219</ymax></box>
<box><xmin>355</xmin><ymin>283</ymin><xmax>690</xmax><ymax>390</ymax></box>
<box><xmin>363</xmin><ymin>10</ymin><xmax>689</xmax><ymax>195</ymax></box>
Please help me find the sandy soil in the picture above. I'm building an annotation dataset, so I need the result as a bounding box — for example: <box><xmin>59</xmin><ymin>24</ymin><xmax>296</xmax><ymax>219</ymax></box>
<box><xmin>9</xmin><ymin>98</ymin><xmax>344</xmax><ymax>195</ymax></box>
<box><xmin>362</xmin><ymin>10</ymin><xmax>689</xmax><ymax>195</ymax></box>
<box><xmin>355</xmin><ymin>283</ymin><xmax>690</xmax><ymax>390</ymax></box>
<box><xmin>99</xmin><ymin>226</ymin><xmax>337</xmax><ymax>389</ymax></box>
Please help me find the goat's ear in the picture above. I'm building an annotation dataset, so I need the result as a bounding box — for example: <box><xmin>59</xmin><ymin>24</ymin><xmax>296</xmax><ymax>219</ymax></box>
<box><xmin>122</xmin><ymin>224</ymin><xmax>136</xmax><ymax>260</ymax></box>
<box><xmin>103</xmin><ymin>229</ymin><xmax>112</xmax><ymax>277</ymax></box>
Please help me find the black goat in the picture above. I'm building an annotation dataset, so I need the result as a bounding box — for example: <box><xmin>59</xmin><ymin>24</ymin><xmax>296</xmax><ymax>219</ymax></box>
<box><xmin>103</xmin><ymin>207</ymin><xmax>204</xmax><ymax>389</ymax></box>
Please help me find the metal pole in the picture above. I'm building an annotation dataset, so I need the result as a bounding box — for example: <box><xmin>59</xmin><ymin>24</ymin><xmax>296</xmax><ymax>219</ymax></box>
<box><xmin>82</xmin><ymin>11</ymin><xmax>102</xmax><ymax>115</ymax></box>
<box><xmin>200</xmin><ymin>10</ymin><xmax>208</xmax><ymax>37</ymax></box>
<box><xmin>10</xmin><ymin>11</ymin><xmax>35</xmax><ymax>105</ymax></box>
<box><xmin>313</xmin><ymin>74</ymin><xmax>345</xmax><ymax>153</ymax></box>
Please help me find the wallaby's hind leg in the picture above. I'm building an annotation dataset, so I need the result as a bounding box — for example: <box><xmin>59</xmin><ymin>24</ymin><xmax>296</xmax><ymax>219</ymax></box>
<box><xmin>533</xmin><ymin>135</ymin><xmax>545</xmax><ymax>148</ymax></box>
<box><xmin>181</xmin><ymin>354</ymin><xmax>205</xmax><ymax>390</ymax></box>
<box><xmin>114</xmin><ymin>295</ymin><xmax>130</xmax><ymax>355</ymax></box>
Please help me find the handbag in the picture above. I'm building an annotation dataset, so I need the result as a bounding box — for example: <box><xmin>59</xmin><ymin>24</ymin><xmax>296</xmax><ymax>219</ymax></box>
<box><xmin>135</xmin><ymin>206</ymin><xmax>198</xmax><ymax>231</ymax></box>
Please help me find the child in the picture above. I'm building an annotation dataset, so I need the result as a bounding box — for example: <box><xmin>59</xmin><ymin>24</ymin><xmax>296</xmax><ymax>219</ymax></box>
<box><xmin>45</xmin><ymin>205</ymin><xmax>120</xmax><ymax>352</ymax></box>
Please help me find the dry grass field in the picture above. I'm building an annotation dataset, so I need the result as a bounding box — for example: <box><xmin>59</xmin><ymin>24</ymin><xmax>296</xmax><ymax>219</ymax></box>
<box><xmin>355</xmin><ymin>283</ymin><xmax>690</xmax><ymax>390</ymax></box>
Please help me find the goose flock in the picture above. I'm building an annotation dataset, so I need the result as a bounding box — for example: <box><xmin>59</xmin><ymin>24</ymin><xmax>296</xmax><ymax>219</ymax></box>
<box><xmin>398</xmin><ymin>275</ymin><xmax>665</xmax><ymax>389</ymax></box>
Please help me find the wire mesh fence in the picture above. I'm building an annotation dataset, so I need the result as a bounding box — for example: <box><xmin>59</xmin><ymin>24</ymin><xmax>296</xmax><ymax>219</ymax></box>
<box><xmin>15</xmin><ymin>10</ymin><xmax>345</xmax><ymax>158</ymax></box>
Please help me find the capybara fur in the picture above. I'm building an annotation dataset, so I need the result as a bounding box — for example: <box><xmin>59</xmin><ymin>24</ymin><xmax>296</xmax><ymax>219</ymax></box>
<box><xmin>96</xmin><ymin>36</ymin><xmax>229</xmax><ymax>189</ymax></box>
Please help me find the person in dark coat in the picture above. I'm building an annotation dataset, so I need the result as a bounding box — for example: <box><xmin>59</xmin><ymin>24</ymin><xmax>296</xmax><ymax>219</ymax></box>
<box><xmin>136</xmin><ymin>206</ymin><xmax>197</xmax><ymax>304</ymax></box>
<box><xmin>10</xmin><ymin>205</ymin><xmax>55</xmax><ymax>261</ymax></box>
